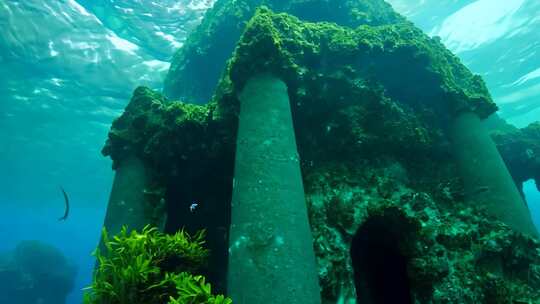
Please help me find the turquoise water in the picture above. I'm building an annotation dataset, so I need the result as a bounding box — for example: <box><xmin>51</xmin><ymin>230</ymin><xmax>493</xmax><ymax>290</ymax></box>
<box><xmin>0</xmin><ymin>1</ymin><xmax>212</xmax><ymax>302</ymax></box>
<box><xmin>525</xmin><ymin>180</ymin><xmax>540</xmax><ymax>228</ymax></box>
<box><xmin>0</xmin><ymin>206</ymin><xmax>105</xmax><ymax>303</ymax></box>
<box><xmin>1</xmin><ymin>1</ymin><xmax>539</xmax><ymax>303</ymax></box>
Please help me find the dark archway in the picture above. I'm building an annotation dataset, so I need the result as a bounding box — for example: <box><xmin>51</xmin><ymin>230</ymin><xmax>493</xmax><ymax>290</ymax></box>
<box><xmin>350</xmin><ymin>215</ymin><xmax>413</xmax><ymax>304</ymax></box>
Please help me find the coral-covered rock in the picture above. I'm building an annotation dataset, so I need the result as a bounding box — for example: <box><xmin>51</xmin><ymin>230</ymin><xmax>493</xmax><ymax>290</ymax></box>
<box><xmin>0</xmin><ymin>241</ymin><xmax>77</xmax><ymax>304</ymax></box>
<box><xmin>106</xmin><ymin>6</ymin><xmax>494</xmax><ymax>185</ymax></box>
<box><xmin>305</xmin><ymin>163</ymin><xmax>540</xmax><ymax>303</ymax></box>
<box><xmin>163</xmin><ymin>0</ymin><xmax>405</xmax><ymax>103</ymax></box>
<box><xmin>222</xmin><ymin>7</ymin><xmax>494</xmax><ymax>118</ymax></box>
<box><xmin>102</xmin><ymin>86</ymin><xmax>235</xmax><ymax>177</ymax></box>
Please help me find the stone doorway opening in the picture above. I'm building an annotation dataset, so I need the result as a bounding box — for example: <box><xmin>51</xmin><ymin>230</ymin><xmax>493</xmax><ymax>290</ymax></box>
<box><xmin>350</xmin><ymin>215</ymin><xmax>413</xmax><ymax>304</ymax></box>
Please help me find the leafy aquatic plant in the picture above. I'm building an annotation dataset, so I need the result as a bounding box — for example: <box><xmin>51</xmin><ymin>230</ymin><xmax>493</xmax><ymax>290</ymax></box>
<box><xmin>165</xmin><ymin>273</ymin><xmax>232</xmax><ymax>304</ymax></box>
<box><xmin>84</xmin><ymin>225</ymin><xmax>232</xmax><ymax>304</ymax></box>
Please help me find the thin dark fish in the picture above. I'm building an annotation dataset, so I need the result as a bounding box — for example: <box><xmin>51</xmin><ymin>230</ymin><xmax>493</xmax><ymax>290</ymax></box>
<box><xmin>58</xmin><ymin>186</ymin><xmax>70</xmax><ymax>221</ymax></box>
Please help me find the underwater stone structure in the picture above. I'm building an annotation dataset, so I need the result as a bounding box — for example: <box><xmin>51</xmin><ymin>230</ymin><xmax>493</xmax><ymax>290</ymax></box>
<box><xmin>100</xmin><ymin>1</ymin><xmax>540</xmax><ymax>303</ymax></box>
<box><xmin>450</xmin><ymin>111</ymin><xmax>538</xmax><ymax>237</ymax></box>
<box><xmin>491</xmin><ymin>119</ymin><xmax>540</xmax><ymax>195</ymax></box>
<box><xmin>101</xmin><ymin>155</ymin><xmax>166</xmax><ymax>239</ymax></box>
<box><xmin>163</xmin><ymin>0</ymin><xmax>405</xmax><ymax>104</ymax></box>
<box><xmin>228</xmin><ymin>74</ymin><xmax>321</xmax><ymax>303</ymax></box>
<box><xmin>99</xmin><ymin>90</ymin><xmax>169</xmax><ymax>251</ymax></box>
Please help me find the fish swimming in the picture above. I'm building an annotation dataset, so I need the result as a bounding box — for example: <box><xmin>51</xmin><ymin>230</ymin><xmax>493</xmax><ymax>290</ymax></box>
<box><xmin>189</xmin><ymin>202</ymin><xmax>198</xmax><ymax>213</ymax></box>
<box><xmin>58</xmin><ymin>186</ymin><xmax>69</xmax><ymax>221</ymax></box>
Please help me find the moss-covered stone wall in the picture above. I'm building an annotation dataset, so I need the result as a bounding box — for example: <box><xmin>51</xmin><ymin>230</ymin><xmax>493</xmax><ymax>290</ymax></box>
<box><xmin>222</xmin><ymin>7</ymin><xmax>494</xmax><ymax>116</ymax></box>
<box><xmin>102</xmin><ymin>86</ymin><xmax>236</xmax><ymax>292</ymax></box>
<box><xmin>102</xmin><ymin>6</ymin><xmax>540</xmax><ymax>304</ymax></box>
<box><xmin>305</xmin><ymin>162</ymin><xmax>540</xmax><ymax>303</ymax></box>
<box><xmin>163</xmin><ymin>0</ymin><xmax>405</xmax><ymax>104</ymax></box>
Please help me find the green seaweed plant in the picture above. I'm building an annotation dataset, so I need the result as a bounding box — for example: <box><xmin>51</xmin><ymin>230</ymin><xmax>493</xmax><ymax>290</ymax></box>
<box><xmin>165</xmin><ymin>273</ymin><xmax>232</xmax><ymax>304</ymax></box>
<box><xmin>83</xmin><ymin>225</ymin><xmax>232</xmax><ymax>304</ymax></box>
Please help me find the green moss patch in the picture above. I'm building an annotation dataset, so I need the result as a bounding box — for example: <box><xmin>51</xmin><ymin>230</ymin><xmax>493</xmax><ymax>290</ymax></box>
<box><xmin>163</xmin><ymin>0</ymin><xmax>404</xmax><ymax>103</ymax></box>
<box><xmin>223</xmin><ymin>7</ymin><xmax>495</xmax><ymax>119</ymax></box>
<box><xmin>102</xmin><ymin>86</ymin><xmax>235</xmax><ymax>177</ymax></box>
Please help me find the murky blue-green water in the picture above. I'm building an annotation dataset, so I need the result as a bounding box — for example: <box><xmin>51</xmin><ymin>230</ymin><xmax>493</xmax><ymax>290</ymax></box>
<box><xmin>0</xmin><ymin>1</ymin><xmax>538</xmax><ymax>303</ymax></box>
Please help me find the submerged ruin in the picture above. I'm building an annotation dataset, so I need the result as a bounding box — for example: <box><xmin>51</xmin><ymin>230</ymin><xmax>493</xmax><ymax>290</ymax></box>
<box><xmin>98</xmin><ymin>0</ymin><xmax>540</xmax><ymax>303</ymax></box>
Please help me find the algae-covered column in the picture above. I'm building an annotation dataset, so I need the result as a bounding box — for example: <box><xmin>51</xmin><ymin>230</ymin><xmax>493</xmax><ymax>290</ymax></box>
<box><xmin>227</xmin><ymin>74</ymin><xmax>321</xmax><ymax>303</ymax></box>
<box><xmin>101</xmin><ymin>155</ymin><xmax>166</xmax><ymax>238</ymax></box>
<box><xmin>450</xmin><ymin>111</ymin><xmax>538</xmax><ymax>237</ymax></box>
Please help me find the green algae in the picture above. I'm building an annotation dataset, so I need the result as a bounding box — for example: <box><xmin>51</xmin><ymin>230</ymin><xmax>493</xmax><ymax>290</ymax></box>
<box><xmin>222</xmin><ymin>7</ymin><xmax>495</xmax><ymax>119</ymax></box>
<box><xmin>84</xmin><ymin>225</ymin><xmax>231</xmax><ymax>304</ymax></box>
<box><xmin>163</xmin><ymin>0</ymin><xmax>404</xmax><ymax>103</ymax></box>
<box><xmin>102</xmin><ymin>86</ymin><xmax>234</xmax><ymax>175</ymax></box>
<box><xmin>108</xmin><ymin>7</ymin><xmax>495</xmax><ymax>175</ymax></box>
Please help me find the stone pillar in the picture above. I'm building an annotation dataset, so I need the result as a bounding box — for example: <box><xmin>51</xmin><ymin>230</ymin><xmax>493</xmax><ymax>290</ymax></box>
<box><xmin>450</xmin><ymin>111</ymin><xmax>538</xmax><ymax>237</ymax></box>
<box><xmin>101</xmin><ymin>156</ymin><xmax>166</xmax><ymax>239</ymax></box>
<box><xmin>227</xmin><ymin>74</ymin><xmax>321</xmax><ymax>303</ymax></box>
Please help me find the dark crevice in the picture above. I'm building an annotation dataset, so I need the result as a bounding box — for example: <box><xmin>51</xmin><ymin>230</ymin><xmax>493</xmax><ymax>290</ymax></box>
<box><xmin>351</xmin><ymin>216</ymin><xmax>413</xmax><ymax>304</ymax></box>
<box><xmin>163</xmin><ymin>159</ymin><xmax>233</xmax><ymax>295</ymax></box>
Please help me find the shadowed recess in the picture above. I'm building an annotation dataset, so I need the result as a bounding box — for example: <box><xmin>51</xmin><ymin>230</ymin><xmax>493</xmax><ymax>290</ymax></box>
<box><xmin>163</xmin><ymin>163</ymin><xmax>233</xmax><ymax>294</ymax></box>
<box><xmin>350</xmin><ymin>215</ymin><xmax>413</xmax><ymax>304</ymax></box>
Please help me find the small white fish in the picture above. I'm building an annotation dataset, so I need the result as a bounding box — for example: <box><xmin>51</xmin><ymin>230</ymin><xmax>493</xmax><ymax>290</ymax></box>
<box><xmin>189</xmin><ymin>202</ymin><xmax>199</xmax><ymax>213</ymax></box>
